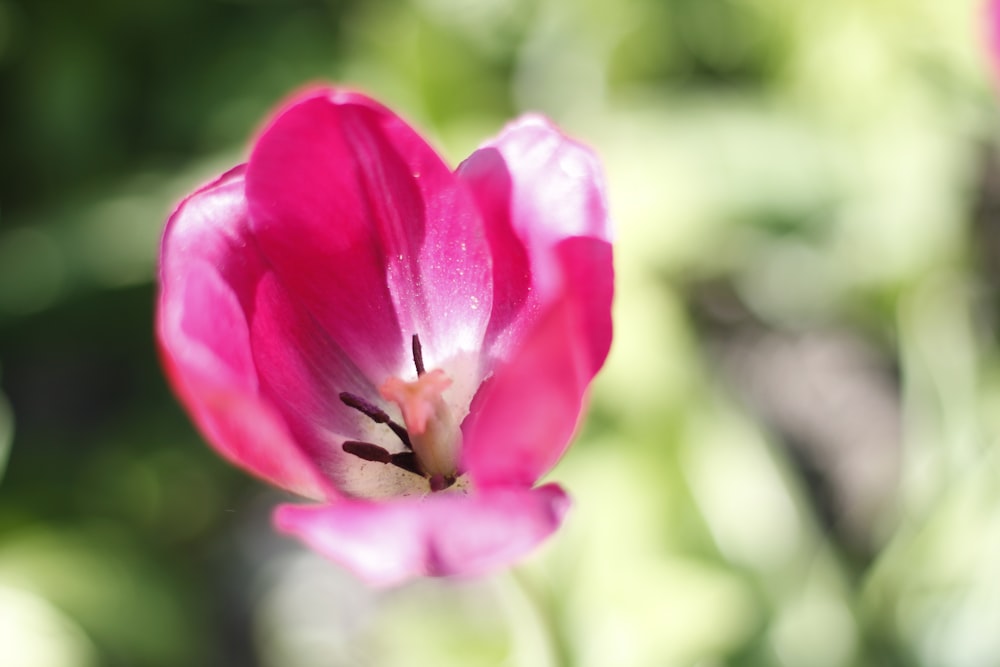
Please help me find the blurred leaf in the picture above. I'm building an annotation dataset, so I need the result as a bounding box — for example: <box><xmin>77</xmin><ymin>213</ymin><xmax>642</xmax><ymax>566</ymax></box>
<box><xmin>0</xmin><ymin>525</ymin><xmax>202</xmax><ymax>667</ymax></box>
<box><xmin>0</xmin><ymin>584</ymin><xmax>98</xmax><ymax>667</ymax></box>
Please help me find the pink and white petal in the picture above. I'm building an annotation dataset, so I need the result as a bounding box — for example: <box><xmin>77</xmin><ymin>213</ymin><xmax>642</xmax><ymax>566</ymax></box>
<box><xmin>247</xmin><ymin>271</ymin><xmax>415</xmax><ymax>487</ymax></box>
<box><xmin>246</xmin><ymin>89</ymin><xmax>492</xmax><ymax>384</ymax></box>
<box><xmin>457</xmin><ymin>114</ymin><xmax>611</xmax><ymax>363</ymax></box>
<box><xmin>461</xmin><ymin>237</ymin><xmax>613</xmax><ymax>488</ymax></box>
<box><xmin>157</xmin><ymin>167</ymin><xmax>335</xmax><ymax>500</ymax></box>
<box><xmin>249</xmin><ymin>269</ymin><xmax>436</xmax><ymax>499</ymax></box>
<box><xmin>273</xmin><ymin>484</ymin><xmax>570</xmax><ymax>587</ymax></box>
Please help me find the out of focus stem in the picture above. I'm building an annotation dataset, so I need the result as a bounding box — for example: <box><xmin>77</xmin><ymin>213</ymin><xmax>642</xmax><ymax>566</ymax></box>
<box><xmin>500</xmin><ymin>569</ymin><xmax>574</xmax><ymax>667</ymax></box>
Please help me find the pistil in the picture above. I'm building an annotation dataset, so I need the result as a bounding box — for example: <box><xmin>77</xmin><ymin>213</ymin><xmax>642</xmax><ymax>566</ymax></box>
<box><xmin>380</xmin><ymin>369</ymin><xmax>462</xmax><ymax>480</ymax></box>
<box><xmin>338</xmin><ymin>334</ymin><xmax>461</xmax><ymax>491</ymax></box>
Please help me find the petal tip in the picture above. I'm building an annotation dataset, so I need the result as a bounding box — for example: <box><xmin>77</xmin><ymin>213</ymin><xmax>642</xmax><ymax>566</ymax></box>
<box><xmin>273</xmin><ymin>486</ymin><xmax>571</xmax><ymax>587</ymax></box>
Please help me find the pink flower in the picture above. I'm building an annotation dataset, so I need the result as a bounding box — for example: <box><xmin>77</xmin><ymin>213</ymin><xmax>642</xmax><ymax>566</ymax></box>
<box><xmin>156</xmin><ymin>87</ymin><xmax>613</xmax><ymax>586</ymax></box>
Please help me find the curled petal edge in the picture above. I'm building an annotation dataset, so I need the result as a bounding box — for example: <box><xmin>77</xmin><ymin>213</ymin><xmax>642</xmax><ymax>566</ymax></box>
<box><xmin>458</xmin><ymin>113</ymin><xmax>611</xmax><ymax>362</ymax></box>
<box><xmin>273</xmin><ymin>484</ymin><xmax>570</xmax><ymax>587</ymax></box>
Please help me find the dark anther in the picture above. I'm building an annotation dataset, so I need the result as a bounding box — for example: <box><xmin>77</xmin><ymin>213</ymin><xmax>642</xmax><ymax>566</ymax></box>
<box><xmin>339</xmin><ymin>391</ymin><xmax>412</xmax><ymax>448</ymax></box>
<box><xmin>339</xmin><ymin>392</ymin><xmax>391</xmax><ymax>422</ymax></box>
<box><xmin>342</xmin><ymin>441</ymin><xmax>425</xmax><ymax>477</ymax></box>
<box><xmin>412</xmin><ymin>333</ymin><xmax>425</xmax><ymax>376</ymax></box>
<box><xmin>429</xmin><ymin>474</ymin><xmax>456</xmax><ymax>492</ymax></box>
<box><xmin>390</xmin><ymin>451</ymin><xmax>421</xmax><ymax>476</ymax></box>
<box><xmin>342</xmin><ymin>441</ymin><xmax>392</xmax><ymax>463</ymax></box>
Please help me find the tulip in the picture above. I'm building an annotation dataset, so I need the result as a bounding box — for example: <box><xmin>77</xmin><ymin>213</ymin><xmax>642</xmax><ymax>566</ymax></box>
<box><xmin>157</xmin><ymin>88</ymin><xmax>613</xmax><ymax>585</ymax></box>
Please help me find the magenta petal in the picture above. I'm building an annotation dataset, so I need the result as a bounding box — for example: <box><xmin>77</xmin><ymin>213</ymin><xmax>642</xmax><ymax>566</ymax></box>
<box><xmin>273</xmin><ymin>484</ymin><xmax>570</xmax><ymax>586</ymax></box>
<box><xmin>458</xmin><ymin>114</ymin><xmax>611</xmax><ymax>362</ymax></box>
<box><xmin>462</xmin><ymin>238</ymin><xmax>613</xmax><ymax>487</ymax></box>
<box><xmin>157</xmin><ymin>167</ymin><xmax>335</xmax><ymax>500</ymax></box>
<box><xmin>457</xmin><ymin>116</ymin><xmax>613</xmax><ymax>487</ymax></box>
<box><xmin>246</xmin><ymin>89</ymin><xmax>492</xmax><ymax>381</ymax></box>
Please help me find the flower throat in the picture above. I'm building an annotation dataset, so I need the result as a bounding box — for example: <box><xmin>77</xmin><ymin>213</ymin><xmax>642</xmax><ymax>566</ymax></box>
<box><xmin>339</xmin><ymin>334</ymin><xmax>461</xmax><ymax>492</ymax></box>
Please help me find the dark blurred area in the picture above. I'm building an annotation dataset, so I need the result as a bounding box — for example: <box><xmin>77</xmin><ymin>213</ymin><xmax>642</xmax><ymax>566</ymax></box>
<box><xmin>0</xmin><ymin>2</ymin><xmax>351</xmax><ymax>665</ymax></box>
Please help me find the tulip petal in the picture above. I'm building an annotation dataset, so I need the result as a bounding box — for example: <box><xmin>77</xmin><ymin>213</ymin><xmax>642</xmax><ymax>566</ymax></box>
<box><xmin>247</xmin><ymin>270</ymin><xmax>437</xmax><ymax>499</ymax></box>
<box><xmin>457</xmin><ymin>116</ymin><xmax>613</xmax><ymax>487</ymax></box>
<box><xmin>461</xmin><ymin>238</ymin><xmax>613</xmax><ymax>487</ymax></box>
<box><xmin>159</xmin><ymin>166</ymin><xmax>431</xmax><ymax>499</ymax></box>
<box><xmin>158</xmin><ymin>166</ymin><xmax>335</xmax><ymax>500</ymax></box>
<box><xmin>246</xmin><ymin>89</ymin><xmax>493</xmax><ymax>385</ymax></box>
<box><xmin>273</xmin><ymin>483</ymin><xmax>569</xmax><ymax>587</ymax></box>
<box><xmin>457</xmin><ymin>114</ymin><xmax>611</xmax><ymax>363</ymax></box>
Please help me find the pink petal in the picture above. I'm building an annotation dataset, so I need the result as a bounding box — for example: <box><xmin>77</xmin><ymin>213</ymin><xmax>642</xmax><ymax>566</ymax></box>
<box><xmin>160</xmin><ymin>167</ymin><xmax>395</xmax><ymax>497</ymax></box>
<box><xmin>461</xmin><ymin>237</ymin><xmax>613</xmax><ymax>487</ymax></box>
<box><xmin>247</xmin><ymin>270</ymin><xmax>413</xmax><ymax>490</ymax></box>
<box><xmin>157</xmin><ymin>167</ymin><xmax>336</xmax><ymax>500</ymax></box>
<box><xmin>273</xmin><ymin>484</ymin><xmax>570</xmax><ymax>587</ymax></box>
<box><xmin>457</xmin><ymin>114</ymin><xmax>611</xmax><ymax>363</ymax></box>
<box><xmin>989</xmin><ymin>0</ymin><xmax>1000</xmax><ymax>81</ymax></box>
<box><xmin>457</xmin><ymin>116</ymin><xmax>614</xmax><ymax>487</ymax></box>
<box><xmin>245</xmin><ymin>89</ymin><xmax>493</xmax><ymax>382</ymax></box>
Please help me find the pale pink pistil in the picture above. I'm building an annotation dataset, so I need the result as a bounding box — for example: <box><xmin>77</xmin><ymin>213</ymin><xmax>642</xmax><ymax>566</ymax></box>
<box><xmin>380</xmin><ymin>370</ymin><xmax>461</xmax><ymax>484</ymax></box>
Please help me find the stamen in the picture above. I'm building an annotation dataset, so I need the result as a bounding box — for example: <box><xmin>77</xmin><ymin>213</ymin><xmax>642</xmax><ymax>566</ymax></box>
<box><xmin>339</xmin><ymin>391</ymin><xmax>391</xmax><ymax>422</ymax></box>
<box><xmin>429</xmin><ymin>474</ymin><xmax>456</xmax><ymax>492</ymax></box>
<box><xmin>412</xmin><ymin>333</ymin><xmax>425</xmax><ymax>376</ymax></box>
<box><xmin>342</xmin><ymin>441</ymin><xmax>424</xmax><ymax>477</ymax></box>
<box><xmin>390</xmin><ymin>451</ymin><xmax>421</xmax><ymax>476</ymax></box>
<box><xmin>339</xmin><ymin>391</ymin><xmax>412</xmax><ymax>448</ymax></box>
<box><xmin>338</xmin><ymin>337</ymin><xmax>462</xmax><ymax>490</ymax></box>
<box><xmin>342</xmin><ymin>440</ymin><xmax>392</xmax><ymax>463</ymax></box>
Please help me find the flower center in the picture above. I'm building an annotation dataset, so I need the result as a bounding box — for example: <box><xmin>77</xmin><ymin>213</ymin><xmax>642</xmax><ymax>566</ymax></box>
<box><xmin>339</xmin><ymin>334</ymin><xmax>461</xmax><ymax>492</ymax></box>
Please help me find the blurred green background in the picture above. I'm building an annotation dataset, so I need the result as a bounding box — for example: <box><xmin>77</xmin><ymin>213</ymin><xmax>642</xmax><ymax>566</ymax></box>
<box><xmin>1</xmin><ymin>0</ymin><xmax>998</xmax><ymax>665</ymax></box>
